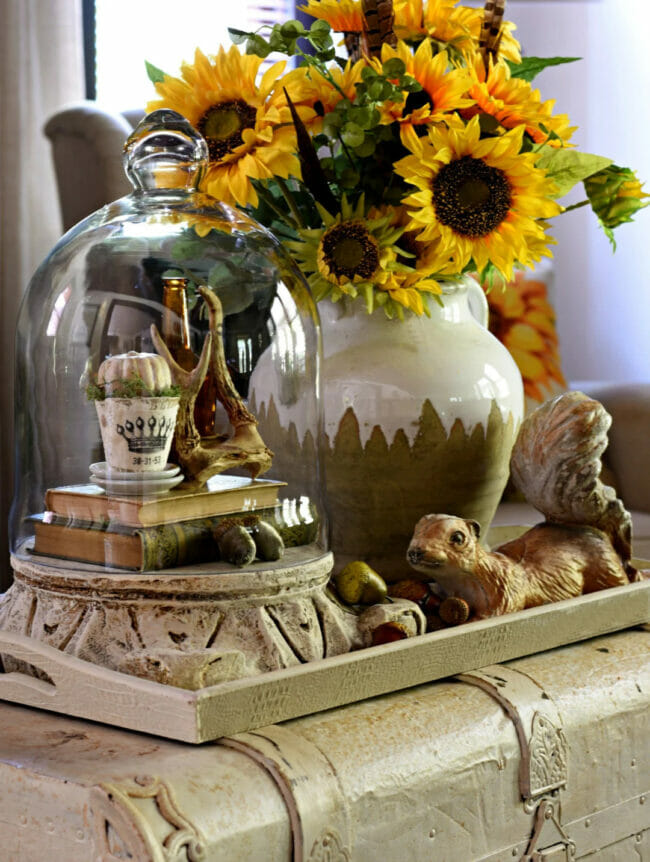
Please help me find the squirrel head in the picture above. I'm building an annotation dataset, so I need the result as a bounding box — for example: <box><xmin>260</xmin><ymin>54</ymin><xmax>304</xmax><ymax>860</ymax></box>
<box><xmin>406</xmin><ymin>515</ymin><xmax>488</xmax><ymax>612</ymax></box>
<box><xmin>407</xmin><ymin>514</ymin><xmax>481</xmax><ymax>580</ymax></box>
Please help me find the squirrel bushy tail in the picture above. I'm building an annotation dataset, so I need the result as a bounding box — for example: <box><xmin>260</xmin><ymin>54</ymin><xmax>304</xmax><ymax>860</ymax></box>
<box><xmin>510</xmin><ymin>391</ymin><xmax>635</xmax><ymax>574</ymax></box>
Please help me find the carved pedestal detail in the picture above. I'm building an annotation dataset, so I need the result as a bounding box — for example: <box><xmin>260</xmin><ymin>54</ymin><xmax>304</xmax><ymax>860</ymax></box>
<box><xmin>0</xmin><ymin>550</ymin><xmax>424</xmax><ymax>690</ymax></box>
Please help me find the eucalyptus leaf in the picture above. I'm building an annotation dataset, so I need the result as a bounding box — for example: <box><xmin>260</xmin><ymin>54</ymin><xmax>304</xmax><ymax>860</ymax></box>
<box><xmin>208</xmin><ymin>261</ymin><xmax>233</xmax><ymax>287</ymax></box>
<box><xmin>536</xmin><ymin>148</ymin><xmax>613</xmax><ymax>198</ymax></box>
<box><xmin>479</xmin><ymin>113</ymin><xmax>500</xmax><ymax>135</ymax></box>
<box><xmin>341</xmin><ymin>122</ymin><xmax>365</xmax><ymax>148</ymax></box>
<box><xmin>246</xmin><ymin>34</ymin><xmax>272</xmax><ymax>57</ymax></box>
<box><xmin>340</xmin><ymin>168</ymin><xmax>361</xmax><ymax>188</ymax></box>
<box><xmin>308</xmin><ymin>30</ymin><xmax>331</xmax><ymax>50</ymax></box>
<box><xmin>354</xmin><ymin>136</ymin><xmax>376</xmax><ymax>157</ymax></box>
<box><xmin>170</xmin><ymin>238</ymin><xmax>207</xmax><ymax>260</ymax></box>
<box><xmin>281</xmin><ymin>19</ymin><xmax>305</xmax><ymax>37</ymax></box>
<box><xmin>269</xmin><ymin>28</ymin><xmax>290</xmax><ymax>52</ymax></box>
<box><xmin>507</xmin><ymin>56</ymin><xmax>581</xmax><ymax>83</ymax></box>
<box><xmin>310</xmin><ymin>19</ymin><xmax>331</xmax><ymax>33</ymax></box>
<box><xmin>368</xmin><ymin>80</ymin><xmax>385</xmax><ymax>101</ymax></box>
<box><xmin>382</xmin><ymin>58</ymin><xmax>406</xmax><ymax>78</ymax></box>
<box><xmin>349</xmin><ymin>105</ymin><xmax>376</xmax><ymax>130</ymax></box>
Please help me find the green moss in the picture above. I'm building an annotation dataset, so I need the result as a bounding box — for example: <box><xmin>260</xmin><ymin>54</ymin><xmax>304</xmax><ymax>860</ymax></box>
<box><xmin>86</xmin><ymin>375</ymin><xmax>181</xmax><ymax>401</ymax></box>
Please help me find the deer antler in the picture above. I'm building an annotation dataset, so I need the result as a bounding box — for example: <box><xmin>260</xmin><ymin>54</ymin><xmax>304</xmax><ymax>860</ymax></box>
<box><xmin>150</xmin><ymin>285</ymin><xmax>273</xmax><ymax>486</ymax></box>
<box><xmin>150</xmin><ymin>323</ymin><xmax>211</xmax><ymax>452</ymax></box>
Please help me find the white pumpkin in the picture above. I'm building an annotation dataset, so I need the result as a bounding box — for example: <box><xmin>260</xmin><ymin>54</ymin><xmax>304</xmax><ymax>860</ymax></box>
<box><xmin>97</xmin><ymin>351</ymin><xmax>172</xmax><ymax>396</ymax></box>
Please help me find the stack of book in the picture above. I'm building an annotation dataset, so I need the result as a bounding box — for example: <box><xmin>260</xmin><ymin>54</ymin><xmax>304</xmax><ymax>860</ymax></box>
<box><xmin>30</xmin><ymin>475</ymin><xmax>318</xmax><ymax>571</ymax></box>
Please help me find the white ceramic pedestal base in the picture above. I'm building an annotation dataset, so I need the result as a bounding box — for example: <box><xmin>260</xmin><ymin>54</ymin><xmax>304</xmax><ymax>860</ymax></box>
<box><xmin>0</xmin><ymin>549</ymin><xmax>424</xmax><ymax>691</ymax></box>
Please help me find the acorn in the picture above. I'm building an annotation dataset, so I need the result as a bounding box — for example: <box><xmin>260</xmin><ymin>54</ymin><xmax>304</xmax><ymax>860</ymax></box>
<box><xmin>250</xmin><ymin>520</ymin><xmax>285</xmax><ymax>561</ymax></box>
<box><xmin>334</xmin><ymin>561</ymin><xmax>387</xmax><ymax>605</ymax></box>
<box><xmin>213</xmin><ymin>519</ymin><xmax>256</xmax><ymax>568</ymax></box>
<box><xmin>389</xmin><ymin>579</ymin><xmax>441</xmax><ymax>615</ymax></box>
<box><xmin>371</xmin><ymin>621</ymin><xmax>410</xmax><ymax>646</ymax></box>
<box><xmin>439</xmin><ymin>596</ymin><xmax>471</xmax><ymax>626</ymax></box>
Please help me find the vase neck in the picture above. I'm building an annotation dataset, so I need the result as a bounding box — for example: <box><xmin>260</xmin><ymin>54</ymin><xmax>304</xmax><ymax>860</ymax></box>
<box><xmin>319</xmin><ymin>279</ymin><xmax>479</xmax><ymax>329</ymax></box>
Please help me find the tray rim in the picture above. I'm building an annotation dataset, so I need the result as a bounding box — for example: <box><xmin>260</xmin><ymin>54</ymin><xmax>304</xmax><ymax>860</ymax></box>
<box><xmin>0</xmin><ymin>573</ymin><xmax>648</xmax><ymax>744</ymax></box>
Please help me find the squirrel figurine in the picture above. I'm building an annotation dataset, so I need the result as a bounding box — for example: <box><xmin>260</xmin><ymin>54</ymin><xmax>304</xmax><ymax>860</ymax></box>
<box><xmin>406</xmin><ymin>392</ymin><xmax>643</xmax><ymax>621</ymax></box>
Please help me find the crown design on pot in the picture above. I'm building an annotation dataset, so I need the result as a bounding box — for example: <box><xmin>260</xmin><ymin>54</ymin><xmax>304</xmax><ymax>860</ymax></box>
<box><xmin>116</xmin><ymin>416</ymin><xmax>175</xmax><ymax>453</ymax></box>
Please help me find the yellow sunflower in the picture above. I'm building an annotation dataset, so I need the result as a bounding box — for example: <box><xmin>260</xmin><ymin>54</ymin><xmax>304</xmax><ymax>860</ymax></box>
<box><xmin>147</xmin><ymin>46</ymin><xmax>306</xmax><ymax>208</ymax></box>
<box><xmin>394</xmin><ymin>116</ymin><xmax>562</xmax><ymax>281</ymax></box>
<box><xmin>286</xmin><ymin>197</ymin><xmax>399</xmax><ymax>299</ymax></box>
<box><xmin>466</xmin><ymin>55</ymin><xmax>575</xmax><ymax>146</ymax></box>
<box><xmin>485</xmin><ymin>271</ymin><xmax>566</xmax><ymax>403</ymax></box>
<box><xmin>144</xmin><ymin>209</ymin><xmax>233</xmax><ymax>237</ymax></box>
<box><xmin>368</xmin><ymin>205</ymin><xmax>448</xmax><ymax>315</ymax></box>
<box><xmin>299</xmin><ymin>0</ymin><xmax>364</xmax><ymax>33</ymax></box>
<box><xmin>376</xmin><ymin>41</ymin><xmax>473</xmax><ymax>135</ymax></box>
<box><xmin>393</xmin><ymin>0</ymin><xmax>521</xmax><ymax>64</ymax></box>
<box><xmin>584</xmin><ymin>165</ymin><xmax>650</xmax><ymax>231</ymax></box>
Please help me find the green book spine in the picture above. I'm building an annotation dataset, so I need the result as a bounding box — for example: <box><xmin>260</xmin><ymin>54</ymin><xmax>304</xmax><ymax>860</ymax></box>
<box><xmin>138</xmin><ymin>504</ymin><xmax>320</xmax><ymax>570</ymax></box>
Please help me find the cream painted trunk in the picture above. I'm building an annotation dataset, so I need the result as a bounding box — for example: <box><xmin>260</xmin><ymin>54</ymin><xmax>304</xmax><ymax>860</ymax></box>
<box><xmin>0</xmin><ymin>628</ymin><xmax>647</xmax><ymax>860</ymax></box>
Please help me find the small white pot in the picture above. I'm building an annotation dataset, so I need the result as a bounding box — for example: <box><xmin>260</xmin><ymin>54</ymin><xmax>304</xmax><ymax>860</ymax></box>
<box><xmin>95</xmin><ymin>396</ymin><xmax>179</xmax><ymax>472</ymax></box>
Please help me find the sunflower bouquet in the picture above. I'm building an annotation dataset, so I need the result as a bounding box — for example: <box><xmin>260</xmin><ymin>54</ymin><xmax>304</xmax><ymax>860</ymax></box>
<box><xmin>146</xmin><ymin>0</ymin><xmax>647</xmax><ymax>319</ymax></box>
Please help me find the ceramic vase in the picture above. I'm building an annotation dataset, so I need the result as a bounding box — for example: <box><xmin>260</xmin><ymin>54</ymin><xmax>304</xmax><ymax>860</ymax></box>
<box><xmin>95</xmin><ymin>396</ymin><xmax>179</xmax><ymax>472</ymax></box>
<box><xmin>250</xmin><ymin>276</ymin><xmax>524</xmax><ymax>579</ymax></box>
<box><xmin>321</xmin><ymin>276</ymin><xmax>524</xmax><ymax>577</ymax></box>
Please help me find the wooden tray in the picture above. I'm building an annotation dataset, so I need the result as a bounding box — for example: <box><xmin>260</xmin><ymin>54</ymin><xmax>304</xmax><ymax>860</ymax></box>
<box><xmin>1</xmin><ymin>576</ymin><xmax>648</xmax><ymax>743</ymax></box>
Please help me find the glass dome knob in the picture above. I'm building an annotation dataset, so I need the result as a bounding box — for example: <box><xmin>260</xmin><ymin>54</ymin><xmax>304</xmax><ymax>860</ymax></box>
<box><xmin>124</xmin><ymin>109</ymin><xmax>209</xmax><ymax>193</ymax></box>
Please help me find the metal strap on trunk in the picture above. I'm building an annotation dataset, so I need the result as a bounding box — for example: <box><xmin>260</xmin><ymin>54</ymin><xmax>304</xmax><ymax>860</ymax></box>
<box><xmin>457</xmin><ymin>664</ymin><xmax>576</xmax><ymax>860</ymax></box>
<box><xmin>221</xmin><ymin>725</ymin><xmax>352</xmax><ymax>862</ymax></box>
<box><xmin>456</xmin><ymin>664</ymin><xmax>568</xmax><ymax>803</ymax></box>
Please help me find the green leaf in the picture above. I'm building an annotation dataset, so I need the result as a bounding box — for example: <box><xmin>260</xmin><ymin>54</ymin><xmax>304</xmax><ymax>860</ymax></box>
<box><xmin>368</xmin><ymin>80</ymin><xmax>385</xmax><ymax>101</ymax></box>
<box><xmin>323</xmin><ymin>112</ymin><xmax>343</xmax><ymax>134</ymax></box>
<box><xmin>208</xmin><ymin>261</ymin><xmax>233</xmax><ymax>287</ymax></box>
<box><xmin>507</xmin><ymin>56</ymin><xmax>581</xmax><ymax>83</ymax></box>
<box><xmin>307</xmin><ymin>30</ymin><xmax>329</xmax><ymax>49</ymax></box>
<box><xmin>269</xmin><ymin>28</ymin><xmax>290</xmax><ymax>52</ymax></box>
<box><xmin>382</xmin><ymin>58</ymin><xmax>406</xmax><ymax>78</ymax></box>
<box><xmin>145</xmin><ymin>61</ymin><xmax>166</xmax><ymax>84</ymax></box>
<box><xmin>354</xmin><ymin>135</ymin><xmax>376</xmax><ymax>158</ymax></box>
<box><xmin>341</xmin><ymin>122</ymin><xmax>365</xmax><ymax>148</ymax></box>
<box><xmin>307</xmin><ymin>19</ymin><xmax>332</xmax><ymax>50</ymax></box>
<box><xmin>400</xmin><ymin>77</ymin><xmax>422</xmax><ymax>93</ymax></box>
<box><xmin>170</xmin><ymin>237</ymin><xmax>206</xmax><ymax>260</ymax></box>
<box><xmin>311</xmin><ymin>19</ymin><xmax>331</xmax><ymax>32</ymax></box>
<box><xmin>536</xmin><ymin>148</ymin><xmax>613</xmax><ymax>198</ymax></box>
<box><xmin>228</xmin><ymin>28</ymin><xmax>249</xmax><ymax>46</ymax></box>
<box><xmin>349</xmin><ymin>105</ymin><xmax>377</xmax><ymax>130</ymax></box>
<box><xmin>246</xmin><ymin>34</ymin><xmax>272</xmax><ymax>58</ymax></box>
<box><xmin>281</xmin><ymin>19</ymin><xmax>305</xmax><ymax>38</ymax></box>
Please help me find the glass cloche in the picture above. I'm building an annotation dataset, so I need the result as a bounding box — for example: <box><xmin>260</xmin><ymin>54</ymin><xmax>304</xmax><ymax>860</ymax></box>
<box><xmin>10</xmin><ymin>110</ymin><xmax>326</xmax><ymax>573</ymax></box>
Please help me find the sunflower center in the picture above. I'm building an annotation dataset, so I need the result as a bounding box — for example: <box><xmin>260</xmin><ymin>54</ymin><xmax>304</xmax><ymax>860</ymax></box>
<box><xmin>197</xmin><ymin>100</ymin><xmax>257</xmax><ymax>161</ymax></box>
<box><xmin>432</xmin><ymin>156</ymin><xmax>512</xmax><ymax>238</ymax></box>
<box><xmin>321</xmin><ymin>223</ymin><xmax>380</xmax><ymax>281</ymax></box>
